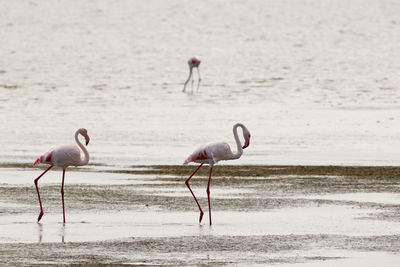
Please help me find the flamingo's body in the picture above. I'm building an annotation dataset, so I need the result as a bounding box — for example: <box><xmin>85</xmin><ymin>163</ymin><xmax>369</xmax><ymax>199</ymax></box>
<box><xmin>183</xmin><ymin>57</ymin><xmax>201</xmax><ymax>93</ymax></box>
<box><xmin>183</xmin><ymin>123</ymin><xmax>251</xmax><ymax>225</ymax></box>
<box><xmin>34</xmin><ymin>144</ymin><xmax>86</xmax><ymax>168</ymax></box>
<box><xmin>33</xmin><ymin>128</ymin><xmax>90</xmax><ymax>223</ymax></box>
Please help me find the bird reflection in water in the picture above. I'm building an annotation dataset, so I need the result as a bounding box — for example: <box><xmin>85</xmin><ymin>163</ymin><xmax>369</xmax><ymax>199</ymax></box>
<box><xmin>37</xmin><ymin>223</ymin><xmax>66</xmax><ymax>243</ymax></box>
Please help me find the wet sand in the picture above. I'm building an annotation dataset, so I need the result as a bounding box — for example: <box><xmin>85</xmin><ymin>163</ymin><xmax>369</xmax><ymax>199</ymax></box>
<box><xmin>1</xmin><ymin>165</ymin><xmax>400</xmax><ymax>266</ymax></box>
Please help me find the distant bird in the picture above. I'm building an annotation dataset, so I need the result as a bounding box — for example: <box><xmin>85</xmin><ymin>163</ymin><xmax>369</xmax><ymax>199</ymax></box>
<box><xmin>183</xmin><ymin>123</ymin><xmax>251</xmax><ymax>225</ymax></box>
<box><xmin>33</xmin><ymin>128</ymin><xmax>90</xmax><ymax>223</ymax></box>
<box><xmin>182</xmin><ymin>57</ymin><xmax>201</xmax><ymax>93</ymax></box>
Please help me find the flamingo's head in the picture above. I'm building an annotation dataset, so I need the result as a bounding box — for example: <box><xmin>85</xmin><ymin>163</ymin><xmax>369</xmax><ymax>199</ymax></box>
<box><xmin>79</xmin><ymin>128</ymin><xmax>90</xmax><ymax>146</ymax></box>
<box><xmin>242</xmin><ymin>127</ymin><xmax>251</xmax><ymax>149</ymax></box>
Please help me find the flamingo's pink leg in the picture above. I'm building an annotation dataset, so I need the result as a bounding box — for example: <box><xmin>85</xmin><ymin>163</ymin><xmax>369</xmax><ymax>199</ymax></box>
<box><xmin>206</xmin><ymin>167</ymin><xmax>213</xmax><ymax>225</ymax></box>
<box><xmin>191</xmin><ymin>73</ymin><xmax>194</xmax><ymax>93</ymax></box>
<box><xmin>34</xmin><ymin>165</ymin><xmax>53</xmax><ymax>222</ymax></box>
<box><xmin>185</xmin><ymin>163</ymin><xmax>204</xmax><ymax>223</ymax></box>
<box><xmin>61</xmin><ymin>169</ymin><xmax>66</xmax><ymax>224</ymax></box>
<box><xmin>196</xmin><ymin>67</ymin><xmax>201</xmax><ymax>91</ymax></box>
<box><xmin>183</xmin><ymin>68</ymin><xmax>193</xmax><ymax>92</ymax></box>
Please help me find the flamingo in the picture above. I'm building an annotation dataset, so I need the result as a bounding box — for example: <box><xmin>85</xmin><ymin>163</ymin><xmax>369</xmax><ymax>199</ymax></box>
<box><xmin>182</xmin><ymin>57</ymin><xmax>201</xmax><ymax>93</ymax></box>
<box><xmin>33</xmin><ymin>128</ymin><xmax>90</xmax><ymax>223</ymax></box>
<box><xmin>183</xmin><ymin>123</ymin><xmax>251</xmax><ymax>225</ymax></box>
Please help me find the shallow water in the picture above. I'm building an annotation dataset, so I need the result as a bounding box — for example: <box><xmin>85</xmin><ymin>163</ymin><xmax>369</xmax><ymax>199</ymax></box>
<box><xmin>1</xmin><ymin>167</ymin><xmax>400</xmax><ymax>265</ymax></box>
<box><xmin>1</xmin><ymin>206</ymin><xmax>399</xmax><ymax>244</ymax></box>
<box><xmin>1</xmin><ymin>0</ymin><xmax>400</xmax><ymax>166</ymax></box>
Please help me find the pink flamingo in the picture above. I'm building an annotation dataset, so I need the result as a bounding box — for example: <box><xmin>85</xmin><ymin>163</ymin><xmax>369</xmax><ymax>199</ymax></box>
<box><xmin>183</xmin><ymin>123</ymin><xmax>251</xmax><ymax>225</ymax></box>
<box><xmin>33</xmin><ymin>128</ymin><xmax>90</xmax><ymax>223</ymax></box>
<box><xmin>182</xmin><ymin>57</ymin><xmax>201</xmax><ymax>93</ymax></box>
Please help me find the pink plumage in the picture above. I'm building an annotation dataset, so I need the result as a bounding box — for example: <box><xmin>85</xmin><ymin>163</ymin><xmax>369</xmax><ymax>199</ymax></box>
<box><xmin>34</xmin><ymin>144</ymin><xmax>87</xmax><ymax>168</ymax></box>
<box><xmin>184</xmin><ymin>142</ymin><xmax>237</xmax><ymax>165</ymax></box>
<box><xmin>33</xmin><ymin>151</ymin><xmax>53</xmax><ymax>166</ymax></box>
<box><xmin>183</xmin><ymin>56</ymin><xmax>202</xmax><ymax>93</ymax></box>
<box><xmin>184</xmin><ymin>123</ymin><xmax>251</xmax><ymax>225</ymax></box>
<box><xmin>33</xmin><ymin>128</ymin><xmax>90</xmax><ymax>223</ymax></box>
<box><xmin>184</xmin><ymin>146</ymin><xmax>209</xmax><ymax>164</ymax></box>
<box><xmin>189</xmin><ymin>57</ymin><xmax>201</xmax><ymax>67</ymax></box>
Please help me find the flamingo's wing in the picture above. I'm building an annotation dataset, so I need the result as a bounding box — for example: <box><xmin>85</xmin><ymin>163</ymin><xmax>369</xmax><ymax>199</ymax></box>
<box><xmin>51</xmin><ymin>145</ymin><xmax>81</xmax><ymax>166</ymax></box>
<box><xmin>184</xmin><ymin>144</ymin><xmax>212</xmax><ymax>164</ymax></box>
<box><xmin>207</xmin><ymin>142</ymin><xmax>231</xmax><ymax>162</ymax></box>
<box><xmin>184</xmin><ymin>142</ymin><xmax>231</xmax><ymax>164</ymax></box>
<box><xmin>34</xmin><ymin>149</ymin><xmax>55</xmax><ymax>166</ymax></box>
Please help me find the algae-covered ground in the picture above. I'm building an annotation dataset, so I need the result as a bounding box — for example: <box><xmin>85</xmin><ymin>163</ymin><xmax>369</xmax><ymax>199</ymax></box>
<box><xmin>0</xmin><ymin>164</ymin><xmax>400</xmax><ymax>266</ymax></box>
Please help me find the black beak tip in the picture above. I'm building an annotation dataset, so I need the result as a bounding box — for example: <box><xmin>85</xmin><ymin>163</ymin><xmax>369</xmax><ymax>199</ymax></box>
<box><xmin>86</xmin><ymin>141</ymin><xmax>89</xmax><ymax>146</ymax></box>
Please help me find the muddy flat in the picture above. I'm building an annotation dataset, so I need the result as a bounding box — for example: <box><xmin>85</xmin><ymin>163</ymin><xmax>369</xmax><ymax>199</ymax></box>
<box><xmin>1</xmin><ymin>165</ymin><xmax>400</xmax><ymax>266</ymax></box>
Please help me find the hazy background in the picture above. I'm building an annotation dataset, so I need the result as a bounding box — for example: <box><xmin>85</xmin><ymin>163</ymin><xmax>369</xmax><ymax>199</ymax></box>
<box><xmin>1</xmin><ymin>0</ymin><xmax>399</xmax><ymax>166</ymax></box>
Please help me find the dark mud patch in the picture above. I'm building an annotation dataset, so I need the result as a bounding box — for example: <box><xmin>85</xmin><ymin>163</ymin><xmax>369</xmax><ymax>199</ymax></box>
<box><xmin>0</xmin><ymin>235</ymin><xmax>399</xmax><ymax>266</ymax></box>
<box><xmin>1</xmin><ymin>169</ymin><xmax>400</xmax><ymax>216</ymax></box>
<box><xmin>2</xmin><ymin>164</ymin><xmax>400</xmax><ymax>179</ymax></box>
<box><xmin>121</xmin><ymin>165</ymin><xmax>400</xmax><ymax>179</ymax></box>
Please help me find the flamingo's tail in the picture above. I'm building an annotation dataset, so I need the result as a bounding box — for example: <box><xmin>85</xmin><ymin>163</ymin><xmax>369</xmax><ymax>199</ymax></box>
<box><xmin>33</xmin><ymin>157</ymin><xmax>41</xmax><ymax>166</ymax></box>
<box><xmin>33</xmin><ymin>151</ymin><xmax>53</xmax><ymax>166</ymax></box>
<box><xmin>33</xmin><ymin>155</ymin><xmax>46</xmax><ymax>166</ymax></box>
<box><xmin>183</xmin><ymin>156</ymin><xmax>192</xmax><ymax>165</ymax></box>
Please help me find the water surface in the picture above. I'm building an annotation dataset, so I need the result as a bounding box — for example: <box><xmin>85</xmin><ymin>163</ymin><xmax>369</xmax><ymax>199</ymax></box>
<box><xmin>1</xmin><ymin>0</ymin><xmax>400</xmax><ymax>166</ymax></box>
<box><xmin>1</xmin><ymin>166</ymin><xmax>400</xmax><ymax>265</ymax></box>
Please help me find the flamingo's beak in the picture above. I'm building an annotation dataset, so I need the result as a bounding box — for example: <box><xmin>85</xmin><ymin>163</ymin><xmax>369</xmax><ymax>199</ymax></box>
<box><xmin>85</xmin><ymin>135</ymin><xmax>90</xmax><ymax>146</ymax></box>
<box><xmin>242</xmin><ymin>138</ymin><xmax>250</xmax><ymax>149</ymax></box>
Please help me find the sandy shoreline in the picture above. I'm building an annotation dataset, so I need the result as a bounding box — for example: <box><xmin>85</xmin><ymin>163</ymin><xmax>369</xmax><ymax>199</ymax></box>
<box><xmin>1</xmin><ymin>165</ymin><xmax>399</xmax><ymax>266</ymax></box>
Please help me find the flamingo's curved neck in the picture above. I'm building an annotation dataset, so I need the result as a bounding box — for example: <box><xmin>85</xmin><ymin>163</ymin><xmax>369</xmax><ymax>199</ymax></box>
<box><xmin>230</xmin><ymin>123</ymin><xmax>244</xmax><ymax>160</ymax></box>
<box><xmin>75</xmin><ymin>131</ymin><xmax>89</xmax><ymax>166</ymax></box>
